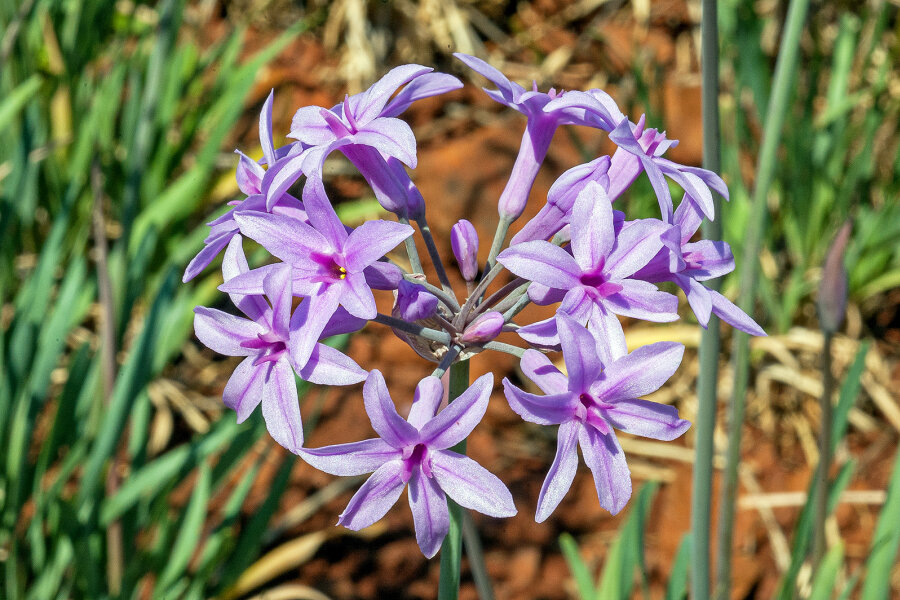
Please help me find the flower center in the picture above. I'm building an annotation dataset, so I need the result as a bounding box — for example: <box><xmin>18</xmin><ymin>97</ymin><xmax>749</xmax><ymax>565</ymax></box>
<box><xmin>401</xmin><ymin>443</ymin><xmax>432</xmax><ymax>482</ymax></box>
<box><xmin>577</xmin><ymin>393</ymin><xmax>610</xmax><ymax>435</ymax></box>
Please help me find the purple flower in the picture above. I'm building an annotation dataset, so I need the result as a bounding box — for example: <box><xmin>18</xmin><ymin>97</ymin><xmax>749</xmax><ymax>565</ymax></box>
<box><xmin>633</xmin><ymin>196</ymin><xmax>765</xmax><ymax>336</ymax></box>
<box><xmin>300</xmin><ymin>371</ymin><xmax>516</xmax><ymax>557</ymax></box>
<box><xmin>455</xmin><ymin>54</ymin><xmax>625</xmax><ymax>221</ymax></box>
<box><xmin>184</xmin><ymin>92</ymin><xmax>307</xmax><ymax>282</ymax></box>
<box><xmin>231</xmin><ymin>183</ymin><xmax>414</xmax><ymax>367</ymax></box>
<box><xmin>450</xmin><ymin>219</ymin><xmax>480</xmax><ymax>281</ymax></box>
<box><xmin>193</xmin><ymin>238</ymin><xmax>367</xmax><ymax>453</ymax></box>
<box><xmin>498</xmin><ymin>181</ymin><xmax>678</xmax><ymax>348</ymax></box>
<box><xmin>460</xmin><ymin>311</ymin><xmax>504</xmax><ymax>344</ymax></box>
<box><xmin>394</xmin><ymin>279</ymin><xmax>439</xmax><ymax>322</ymax></box>
<box><xmin>270</xmin><ymin>65</ymin><xmax>462</xmax><ymax>216</ymax></box>
<box><xmin>502</xmin><ymin>315</ymin><xmax>689</xmax><ymax>519</ymax></box>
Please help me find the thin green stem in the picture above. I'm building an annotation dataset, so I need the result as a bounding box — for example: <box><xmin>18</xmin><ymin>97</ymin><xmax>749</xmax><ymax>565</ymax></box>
<box><xmin>502</xmin><ymin>292</ymin><xmax>532</xmax><ymax>322</ymax></box>
<box><xmin>695</xmin><ymin>0</ymin><xmax>722</xmax><ymax>598</ymax></box>
<box><xmin>462</xmin><ymin>512</ymin><xmax>495</xmax><ymax>600</ymax></box>
<box><xmin>431</xmin><ymin>345</ymin><xmax>462</xmax><ymax>380</ymax></box>
<box><xmin>438</xmin><ymin>360</ymin><xmax>470</xmax><ymax>600</ymax></box>
<box><xmin>399</xmin><ymin>216</ymin><xmax>425</xmax><ymax>275</ymax></box>
<box><xmin>455</xmin><ymin>262</ymin><xmax>505</xmax><ymax>329</ymax></box>
<box><xmin>719</xmin><ymin>0</ymin><xmax>811</xmax><ymax>597</ymax></box>
<box><xmin>482</xmin><ymin>341</ymin><xmax>525</xmax><ymax>358</ymax></box>
<box><xmin>813</xmin><ymin>331</ymin><xmax>834</xmax><ymax>567</ymax></box>
<box><xmin>372</xmin><ymin>314</ymin><xmax>452</xmax><ymax>345</ymax></box>
<box><xmin>402</xmin><ymin>273</ymin><xmax>460</xmax><ymax>311</ymax></box>
<box><xmin>483</xmin><ymin>217</ymin><xmax>511</xmax><ymax>275</ymax></box>
<box><xmin>416</xmin><ymin>216</ymin><xmax>456</xmax><ymax>298</ymax></box>
<box><xmin>472</xmin><ymin>277</ymin><xmax>526</xmax><ymax>317</ymax></box>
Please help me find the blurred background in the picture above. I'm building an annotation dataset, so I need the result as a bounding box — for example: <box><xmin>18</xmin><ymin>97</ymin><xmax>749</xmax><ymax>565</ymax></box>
<box><xmin>1</xmin><ymin>0</ymin><xmax>899</xmax><ymax>598</ymax></box>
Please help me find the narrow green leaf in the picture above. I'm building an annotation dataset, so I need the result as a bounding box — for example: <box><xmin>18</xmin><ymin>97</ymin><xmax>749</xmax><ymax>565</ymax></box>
<box><xmin>0</xmin><ymin>75</ymin><xmax>42</xmax><ymax>132</ymax></box>
<box><xmin>665</xmin><ymin>534</ymin><xmax>691</xmax><ymax>600</ymax></box>
<box><xmin>596</xmin><ymin>482</ymin><xmax>658</xmax><ymax>600</ymax></box>
<box><xmin>559</xmin><ymin>533</ymin><xmax>596</xmax><ymax>600</ymax></box>
<box><xmin>156</xmin><ymin>460</ymin><xmax>212</xmax><ymax>592</ymax></box>
<box><xmin>809</xmin><ymin>542</ymin><xmax>843</xmax><ymax>600</ymax></box>
<box><xmin>861</xmin><ymin>446</ymin><xmax>900</xmax><ymax>600</ymax></box>
<box><xmin>831</xmin><ymin>341</ymin><xmax>869</xmax><ymax>455</ymax></box>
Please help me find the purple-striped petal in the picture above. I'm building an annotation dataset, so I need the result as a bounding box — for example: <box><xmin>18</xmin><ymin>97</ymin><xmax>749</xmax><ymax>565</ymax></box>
<box><xmin>578</xmin><ymin>426</ymin><xmax>631</xmax><ymax>515</ymax></box>
<box><xmin>263</xmin><ymin>264</ymin><xmax>292</xmax><ymax>340</ymax></box>
<box><xmin>298</xmin><ymin>343</ymin><xmax>367</xmax><ymax>386</ymax></box>
<box><xmin>354</xmin><ymin>118</ymin><xmax>418</xmax><ymax>168</ymax></box>
<box><xmin>419</xmin><ymin>373</ymin><xmax>493</xmax><ymax>450</ymax></box>
<box><xmin>407</xmin><ymin>376</ymin><xmax>445</xmax><ymax>429</ymax></box>
<box><xmin>338</xmin><ymin>271</ymin><xmax>377</xmax><ymax>320</ymax></box>
<box><xmin>407</xmin><ymin>466</ymin><xmax>450</xmax><ymax>558</ymax></box>
<box><xmin>344</xmin><ymin>220</ymin><xmax>415</xmax><ymax>273</ymax></box>
<box><xmin>193</xmin><ymin>307</ymin><xmax>261</xmax><ymax>356</ymax></box>
<box><xmin>519</xmin><ymin>350</ymin><xmax>569</xmax><ymax>395</ymax></box>
<box><xmin>289</xmin><ymin>105</ymin><xmax>338</xmax><ymax>146</ymax></box>
<box><xmin>222</xmin><ymin>357</ymin><xmax>266</xmax><ymax>422</ymax></box>
<box><xmin>591</xmin><ymin>342</ymin><xmax>684</xmax><ymax>403</ymax></box>
<box><xmin>234</xmin><ymin>212</ymin><xmax>332</xmax><ymax>266</ymax></box>
<box><xmin>570</xmin><ymin>182</ymin><xmax>614</xmax><ymax>272</ymax></box>
<box><xmin>183</xmin><ymin>232</ymin><xmax>233</xmax><ymax>283</ymax></box>
<box><xmin>602</xmin><ymin>400</ymin><xmax>690</xmax><ymax>441</ymax></box>
<box><xmin>259</xmin><ymin>90</ymin><xmax>276</xmax><ymax>167</ymax></box>
<box><xmin>605</xmin><ymin>219</ymin><xmax>669</xmax><ymax>280</ymax></box>
<box><xmin>348</xmin><ymin>64</ymin><xmax>432</xmax><ymax>125</ymax></box>
<box><xmin>454</xmin><ymin>53</ymin><xmax>525</xmax><ymax>104</ymax></box>
<box><xmin>301</xmin><ymin>171</ymin><xmax>349</xmax><ymax>249</ymax></box>
<box><xmin>605</xmin><ymin>280</ymin><xmax>679</xmax><ymax>322</ymax></box>
<box><xmin>683</xmin><ymin>276</ymin><xmax>713</xmax><ymax>326</ymax></box>
<box><xmin>497</xmin><ymin>242</ymin><xmax>581</xmax><ymax>290</ymax></box>
<box><xmin>557</xmin><ymin>315</ymin><xmax>603</xmax><ymax>393</ymax></box>
<box><xmin>364</xmin><ymin>370</ymin><xmax>419</xmax><ymax>449</ymax></box>
<box><xmin>300</xmin><ymin>438</ymin><xmax>399</xmax><ymax>476</ymax></box>
<box><xmin>338</xmin><ymin>460</ymin><xmax>406</xmax><ymax>530</ymax></box>
<box><xmin>516</xmin><ymin>316</ymin><xmax>561</xmax><ymax>350</ymax></box>
<box><xmin>710</xmin><ymin>290</ymin><xmax>766</xmax><ymax>336</ymax></box>
<box><xmin>221</xmin><ymin>236</ymin><xmax>270</xmax><ymax>322</ymax></box>
<box><xmin>290</xmin><ymin>284</ymin><xmax>342</xmax><ymax>368</ymax></box>
<box><xmin>262</xmin><ymin>359</ymin><xmax>304</xmax><ymax>453</ymax></box>
<box><xmin>363</xmin><ymin>261</ymin><xmax>403</xmax><ymax>290</ymax></box>
<box><xmin>382</xmin><ymin>72</ymin><xmax>463</xmax><ymax>117</ymax></box>
<box><xmin>502</xmin><ymin>378</ymin><xmax>576</xmax><ymax>425</ymax></box>
<box><xmin>535</xmin><ymin>420</ymin><xmax>580</xmax><ymax>522</ymax></box>
<box><xmin>430</xmin><ymin>450</ymin><xmax>516</xmax><ymax>518</ymax></box>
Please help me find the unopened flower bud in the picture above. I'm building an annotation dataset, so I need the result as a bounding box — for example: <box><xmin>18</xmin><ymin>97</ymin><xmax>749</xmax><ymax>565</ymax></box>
<box><xmin>460</xmin><ymin>311</ymin><xmax>504</xmax><ymax>344</ymax></box>
<box><xmin>818</xmin><ymin>221</ymin><xmax>851</xmax><ymax>334</ymax></box>
<box><xmin>394</xmin><ymin>279</ymin><xmax>439</xmax><ymax>322</ymax></box>
<box><xmin>451</xmin><ymin>220</ymin><xmax>479</xmax><ymax>281</ymax></box>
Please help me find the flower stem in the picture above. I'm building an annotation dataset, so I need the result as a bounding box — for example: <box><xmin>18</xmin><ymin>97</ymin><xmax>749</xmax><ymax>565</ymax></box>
<box><xmin>482</xmin><ymin>341</ymin><xmax>526</xmax><ymax>358</ymax></box>
<box><xmin>402</xmin><ymin>273</ymin><xmax>460</xmax><ymax>311</ymax></box>
<box><xmin>399</xmin><ymin>215</ymin><xmax>425</xmax><ymax>274</ymax></box>
<box><xmin>439</xmin><ymin>360</ymin><xmax>470</xmax><ymax>600</ymax></box>
<box><xmin>483</xmin><ymin>217</ymin><xmax>512</xmax><ymax>274</ymax></box>
<box><xmin>813</xmin><ymin>331</ymin><xmax>834</xmax><ymax>567</ymax></box>
<box><xmin>416</xmin><ymin>216</ymin><xmax>456</xmax><ymax>298</ymax></box>
<box><xmin>372</xmin><ymin>314</ymin><xmax>452</xmax><ymax>345</ymax></box>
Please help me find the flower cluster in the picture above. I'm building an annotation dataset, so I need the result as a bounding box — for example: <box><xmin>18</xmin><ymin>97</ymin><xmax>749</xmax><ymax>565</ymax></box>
<box><xmin>188</xmin><ymin>55</ymin><xmax>764</xmax><ymax>558</ymax></box>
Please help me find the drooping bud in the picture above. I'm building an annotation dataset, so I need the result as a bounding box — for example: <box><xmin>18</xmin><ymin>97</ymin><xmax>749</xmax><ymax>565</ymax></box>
<box><xmin>818</xmin><ymin>221</ymin><xmax>851</xmax><ymax>334</ymax></box>
<box><xmin>451</xmin><ymin>219</ymin><xmax>479</xmax><ymax>281</ymax></box>
<box><xmin>460</xmin><ymin>311</ymin><xmax>504</xmax><ymax>344</ymax></box>
<box><xmin>394</xmin><ymin>279</ymin><xmax>439</xmax><ymax>322</ymax></box>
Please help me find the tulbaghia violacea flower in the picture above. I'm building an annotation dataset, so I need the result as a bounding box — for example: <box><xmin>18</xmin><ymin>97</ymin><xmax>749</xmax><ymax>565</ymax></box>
<box><xmin>633</xmin><ymin>196</ymin><xmax>766</xmax><ymax>336</ymax></box>
<box><xmin>193</xmin><ymin>238</ymin><xmax>367</xmax><ymax>452</ymax></box>
<box><xmin>300</xmin><ymin>371</ymin><xmax>516</xmax><ymax>557</ymax></box>
<box><xmin>450</xmin><ymin>219</ymin><xmax>480</xmax><ymax>281</ymax></box>
<box><xmin>231</xmin><ymin>186</ymin><xmax>414</xmax><ymax>367</ymax></box>
<box><xmin>267</xmin><ymin>65</ymin><xmax>462</xmax><ymax>216</ymax></box>
<box><xmin>455</xmin><ymin>54</ymin><xmax>625</xmax><ymax>221</ymax></box>
<box><xmin>502</xmin><ymin>315</ymin><xmax>689</xmax><ymax>519</ymax></box>
<box><xmin>498</xmin><ymin>181</ymin><xmax>677</xmax><ymax>348</ymax></box>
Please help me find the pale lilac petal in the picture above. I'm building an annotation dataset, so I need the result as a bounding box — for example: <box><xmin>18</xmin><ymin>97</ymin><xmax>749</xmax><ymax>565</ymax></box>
<box><xmin>382</xmin><ymin>72</ymin><xmax>463</xmax><ymax>117</ymax></box>
<box><xmin>300</xmin><ymin>438</ymin><xmax>399</xmax><ymax>476</ymax></box>
<box><xmin>236</xmin><ymin>152</ymin><xmax>263</xmax><ymax>195</ymax></box>
<box><xmin>519</xmin><ymin>350</ymin><xmax>569</xmax><ymax>395</ymax></box>
<box><xmin>289</xmin><ymin>105</ymin><xmax>338</xmax><ymax>145</ymax></box>
<box><xmin>541</xmin><ymin>91</ymin><xmax>621</xmax><ymax>130</ymax></box>
<box><xmin>605</xmin><ymin>219</ymin><xmax>669</xmax><ymax>280</ymax></box>
<box><xmin>344</xmin><ymin>220</ymin><xmax>415</xmax><ymax>272</ymax></box>
<box><xmin>430</xmin><ymin>450</ymin><xmax>516</xmax><ymax>518</ymax></box>
<box><xmin>570</xmin><ymin>182</ymin><xmax>613</xmax><ymax>272</ymax></box>
<box><xmin>183</xmin><ymin>232</ymin><xmax>232</xmax><ymax>283</ymax></box>
<box><xmin>339</xmin><ymin>271</ymin><xmax>377</xmax><ymax>320</ymax></box>
<box><xmin>502</xmin><ymin>379</ymin><xmax>576</xmax><ymax>425</ymax></box>
<box><xmin>591</xmin><ymin>342</ymin><xmax>684</xmax><ymax>403</ymax></box>
<box><xmin>535</xmin><ymin>420</ymin><xmax>580</xmax><ymax>522</ymax></box>
<box><xmin>683</xmin><ymin>276</ymin><xmax>713</xmax><ymax>326</ymax></box>
<box><xmin>290</xmin><ymin>284</ymin><xmax>342</xmax><ymax>368</ymax></box>
<box><xmin>605</xmin><ymin>280</ymin><xmax>679</xmax><ymax>322</ymax></box>
<box><xmin>709</xmin><ymin>290</ymin><xmax>766</xmax><ymax>336</ymax></box>
<box><xmin>341</xmin><ymin>145</ymin><xmax>410</xmax><ymax>215</ymax></box>
<box><xmin>606</xmin><ymin>147</ymin><xmax>643</xmax><ymax>202</ymax></box>
<box><xmin>419</xmin><ymin>373</ymin><xmax>493</xmax><ymax>450</ymax></box>
<box><xmin>234</xmin><ymin>212</ymin><xmax>331</xmax><ymax>265</ymax></box>
<box><xmin>527</xmin><ymin>282</ymin><xmax>566</xmax><ymax>306</ymax></box>
<box><xmin>516</xmin><ymin>316</ymin><xmax>561</xmax><ymax>350</ymax></box>
<box><xmin>407</xmin><ymin>376</ymin><xmax>445</xmax><ymax>429</ymax></box>
<box><xmin>642</xmin><ymin>156</ymin><xmax>674</xmax><ymax>222</ymax></box>
<box><xmin>264</xmin><ymin>151</ymin><xmax>307</xmax><ymax>211</ymax></box>
<box><xmin>219</xmin><ymin>264</ymin><xmax>278</xmax><ymax>296</ymax></box>
<box><xmin>559</xmin><ymin>287</ymin><xmax>594</xmax><ymax>323</ymax></box>
<box><xmin>579</xmin><ymin>426</ymin><xmax>631</xmax><ymax>515</ymax></box>
<box><xmin>602</xmin><ymin>400</ymin><xmax>690</xmax><ymax>441</ymax></box>
<box><xmin>407</xmin><ymin>466</ymin><xmax>450</xmax><ymax>559</ymax></box>
<box><xmin>263</xmin><ymin>264</ymin><xmax>292</xmax><ymax>340</ymax></box>
<box><xmin>657</xmin><ymin>161</ymin><xmax>714</xmax><ymax>220</ymax></box>
<box><xmin>301</xmin><ymin>171</ymin><xmax>350</xmax><ymax>249</ymax></box>
<box><xmin>262</xmin><ymin>359</ymin><xmax>304</xmax><ymax>453</ymax></box>
<box><xmin>680</xmin><ymin>165</ymin><xmax>729</xmax><ymax>201</ymax></box>
<box><xmin>364</xmin><ymin>370</ymin><xmax>419</xmax><ymax>449</ymax></box>
<box><xmin>259</xmin><ymin>90</ymin><xmax>276</xmax><ymax>167</ymax></box>
<box><xmin>683</xmin><ymin>240</ymin><xmax>734</xmax><ymax>280</ymax></box>
<box><xmin>674</xmin><ymin>194</ymin><xmax>704</xmax><ymax>242</ymax></box>
<box><xmin>354</xmin><ymin>118</ymin><xmax>417</xmax><ymax>168</ymax></box>
<box><xmin>221</xmin><ymin>236</ymin><xmax>270</xmax><ymax>321</ymax></box>
<box><xmin>298</xmin><ymin>343</ymin><xmax>367</xmax><ymax>386</ymax></box>
<box><xmin>363</xmin><ymin>261</ymin><xmax>403</xmax><ymax>290</ymax></box>
<box><xmin>497</xmin><ymin>242</ymin><xmax>581</xmax><ymax>289</ymax></box>
<box><xmin>319</xmin><ymin>305</ymin><xmax>368</xmax><ymax>339</ymax></box>
<box><xmin>557</xmin><ymin>315</ymin><xmax>603</xmax><ymax>393</ymax></box>
<box><xmin>587</xmin><ymin>304</ymin><xmax>627</xmax><ymax>365</ymax></box>
<box><xmin>193</xmin><ymin>307</ymin><xmax>261</xmax><ymax>356</ymax></box>
<box><xmin>454</xmin><ymin>53</ymin><xmax>525</xmax><ymax>104</ymax></box>
<box><xmin>222</xmin><ymin>357</ymin><xmax>266</xmax><ymax>422</ymax></box>
<box><xmin>338</xmin><ymin>460</ymin><xmax>406</xmax><ymax>530</ymax></box>
<box><xmin>349</xmin><ymin>64</ymin><xmax>432</xmax><ymax>124</ymax></box>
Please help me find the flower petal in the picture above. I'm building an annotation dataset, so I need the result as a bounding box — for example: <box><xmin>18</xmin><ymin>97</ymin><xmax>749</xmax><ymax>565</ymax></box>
<box><xmin>407</xmin><ymin>376</ymin><xmax>445</xmax><ymax>430</ymax></box>
<box><xmin>183</xmin><ymin>231</ymin><xmax>233</xmax><ymax>283</ymax></box>
<box><xmin>344</xmin><ymin>220</ymin><xmax>415</xmax><ymax>273</ymax></box>
<box><xmin>408</xmin><ymin>466</ymin><xmax>450</xmax><ymax>559</ymax></box>
<box><xmin>221</xmin><ymin>236</ymin><xmax>270</xmax><ymax>322</ymax></box>
<box><xmin>300</xmin><ymin>438</ymin><xmax>399</xmax><ymax>476</ymax></box>
<box><xmin>496</xmin><ymin>241</ymin><xmax>581</xmax><ymax>290</ymax></box>
<box><xmin>364</xmin><ymin>370</ymin><xmax>419</xmax><ymax>449</ymax></box>
<box><xmin>262</xmin><ymin>359</ymin><xmax>304</xmax><ymax>453</ymax></box>
<box><xmin>338</xmin><ymin>271</ymin><xmax>377</xmax><ymax>320</ymax></box>
<box><xmin>353</xmin><ymin>117</ymin><xmax>418</xmax><ymax>168</ymax></box>
<box><xmin>604</xmin><ymin>280</ymin><xmax>679</xmax><ymax>322</ymax></box>
<box><xmin>602</xmin><ymin>399</ymin><xmax>691</xmax><ymax>441</ymax></box>
<box><xmin>222</xmin><ymin>357</ymin><xmax>266</xmax><ymax>422</ymax></box>
<box><xmin>298</xmin><ymin>343</ymin><xmax>367</xmax><ymax>386</ymax></box>
<box><xmin>502</xmin><ymin>378</ymin><xmax>576</xmax><ymax>426</ymax></box>
<box><xmin>193</xmin><ymin>307</ymin><xmax>261</xmax><ymax>356</ymax></box>
<box><xmin>419</xmin><ymin>373</ymin><xmax>493</xmax><ymax>450</ymax></box>
<box><xmin>605</xmin><ymin>219</ymin><xmax>669</xmax><ymax>280</ymax></box>
<box><xmin>557</xmin><ymin>314</ymin><xmax>603</xmax><ymax>394</ymax></box>
<box><xmin>710</xmin><ymin>290</ymin><xmax>766</xmax><ymax>336</ymax></box>
<box><xmin>535</xmin><ymin>420</ymin><xmax>580</xmax><ymax>522</ymax></box>
<box><xmin>578</xmin><ymin>427</ymin><xmax>631</xmax><ymax>515</ymax></box>
<box><xmin>259</xmin><ymin>90</ymin><xmax>276</xmax><ymax>167</ymax></box>
<box><xmin>454</xmin><ymin>53</ymin><xmax>525</xmax><ymax>105</ymax></box>
<box><xmin>348</xmin><ymin>64</ymin><xmax>432</xmax><ymax>125</ymax></box>
<box><xmin>430</xmin><ymin>450</ymin><xmax>516</xmax><ymax>518</ymax></box>
<box><xmin>289</xmin><ymin>105</ymin><xmax>338</xmax><ymax>146</ymax></box>
<box><xmin>363</xmin><ymin>261</ymin><xmax>403</xmax><ymax>290</ymax></box>
<box><xmin>382</xmin><ymin>72</ymin><xmax>463</xmax><ymax>117</ymax></box>
<box><xmin>519</xmin><ymin>350</ymin><xmax>569</xmax><ymax>395</ymax></box>
<box><xmin>570</xmin><ymin>181</ymin><xmax>614</xmax><ymax>271</ymax></box>
<box><xmin>338</xmin><ymin>460</ymin><xmax>407</xmax><ymax>530</ymax></box>
<box><xmin>592</xmin><ymin>342</ymin><xmax>684</xmax><ymax>403</ymax></box>
<box><xmin>289</xmin><ymin>284</ymin><xmax>342</xmax><ymax>368</ymax></box>
<box><xmin>301</xmin><ymin>171</ymin><xmax>350</xmax><ymax>249</ymax></box>
<box><xmin>234</xmin><ymin>212</ymin><xmax>331</xmax><ymax>266</ymax></box>
<box><xmin>263</xmin><ymin>264</ymin><xmax>292</xmax><ymax>340</ymax></box>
